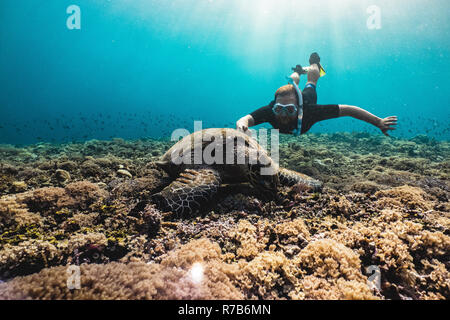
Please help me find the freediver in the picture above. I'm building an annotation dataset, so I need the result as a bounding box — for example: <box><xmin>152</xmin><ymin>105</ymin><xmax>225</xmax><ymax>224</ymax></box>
<box><xmin>236</xmin><ymin>53</ymin><xmax>397</xmax><ymax>136</ymax></box>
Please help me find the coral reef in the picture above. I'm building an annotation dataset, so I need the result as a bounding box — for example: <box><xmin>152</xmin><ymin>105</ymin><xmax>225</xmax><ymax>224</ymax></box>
<box><xmin>0</xmin><ymin>133</ymin><xmax>448</xmax><ymax>300</ymax></box>
<box><xmin>0</xmin><ymin>239</ymin><xmax>244</xmax><ymax>300</ymax></box>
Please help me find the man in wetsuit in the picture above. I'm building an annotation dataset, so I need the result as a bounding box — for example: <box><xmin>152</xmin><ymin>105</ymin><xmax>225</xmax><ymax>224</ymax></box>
<box><xmin>236</xmin><ymin>53</ymin><xmax>397</xmax><ymax>137</ymax></box>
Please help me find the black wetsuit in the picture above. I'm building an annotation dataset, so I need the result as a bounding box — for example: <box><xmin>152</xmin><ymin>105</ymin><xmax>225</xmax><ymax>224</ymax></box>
<box><xmin>250</xmin><ymin>85</ymin><xmax>339</xmax><ymax>135</ymax></box>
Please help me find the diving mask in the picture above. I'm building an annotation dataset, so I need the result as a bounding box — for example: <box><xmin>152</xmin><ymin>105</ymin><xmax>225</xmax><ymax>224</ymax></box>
<box><xmin>272</xmin><ymin>103</ymin><xmax>298</xmax><ymax>116</ymax></box>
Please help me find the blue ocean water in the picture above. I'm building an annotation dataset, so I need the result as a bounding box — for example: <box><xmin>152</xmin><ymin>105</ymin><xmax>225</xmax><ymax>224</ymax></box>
<box><xmin>0</xmin><ymin>0</ymin><xmax>449</xmax><ymax>145</ymax></box>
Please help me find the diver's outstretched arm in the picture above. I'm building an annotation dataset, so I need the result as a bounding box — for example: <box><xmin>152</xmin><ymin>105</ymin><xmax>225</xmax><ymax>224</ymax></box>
<box><xmin>338</xmin><ymin>105</ymin><xmax>398</xmax><ymax>136</ymax></box>
<box><xmin>236</xmin><ymin>114</ymin><xmax>255</xmax><ymax>134</ymax></box>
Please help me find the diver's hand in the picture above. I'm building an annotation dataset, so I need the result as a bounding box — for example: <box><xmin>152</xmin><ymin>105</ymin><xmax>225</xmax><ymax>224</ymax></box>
<box><xmin>236</xmin><ymin>121</ymin><xmax>254</xmax><ymax>137</ymax></box>
<box><xmin>378</xmin><ymin>116</ymin><xmax>398</xmax><ymax>136</ymax></box>
<box><xmin>236</xmin><ymin>115</ymin><xmax>255</xmax><ymax>136</ymax></box>
<box><xmin>236</xmin><ymin>122</ymin><xmax>248</xmax><ymax>133</ymax></box>
<box><xmin>236</xmin><ymin>119</ymin><xmax>249</xmax><ymax>134</ymax></box>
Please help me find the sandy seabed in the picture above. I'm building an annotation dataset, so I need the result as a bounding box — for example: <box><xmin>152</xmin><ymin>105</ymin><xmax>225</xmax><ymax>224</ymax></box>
<box><xmin>0</xmin><ymin>132</ymin><xmax>448</xmax><ymax>300</ymax></box>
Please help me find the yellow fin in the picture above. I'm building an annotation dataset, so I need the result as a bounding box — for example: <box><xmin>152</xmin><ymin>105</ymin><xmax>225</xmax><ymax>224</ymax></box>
<box><xmin>319</xmin><ymin>65</ymin><xmax>326</xmax><ymax>77</ymax></box>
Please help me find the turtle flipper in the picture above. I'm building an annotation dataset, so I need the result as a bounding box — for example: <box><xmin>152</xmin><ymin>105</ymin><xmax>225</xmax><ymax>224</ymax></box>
<box><xmin>151</xmin><ymin>168</ymin><xmax>221</xmax><ymax>217</ymax></box>
<box><xmin>278</xmin><ymin>167</ymin><xmax>323</xmax><ymax>192</ymax></box>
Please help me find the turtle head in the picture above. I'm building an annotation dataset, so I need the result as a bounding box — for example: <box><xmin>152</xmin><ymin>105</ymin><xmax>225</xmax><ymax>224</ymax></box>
<box><xmin>155</xmin><ymin>160</ymin><xmax>179</xmax><ymax>177</ymax></box>
<box><xmin>247</xmin><ymin>163</ymin><xmax>279</xmax><ymax>199</ymax></box>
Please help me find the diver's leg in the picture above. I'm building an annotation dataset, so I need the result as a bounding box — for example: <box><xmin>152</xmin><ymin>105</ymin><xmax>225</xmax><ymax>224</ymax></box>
<box><xmin>302</xmin><ymin>83</ymin><xmax>317</xmax><ymax>105</ymax></box>
<box><xmin>305</xmin><ymin>64</ymin><xmax>320</xmax><ymax>86</ymax></box>
<box><xmin>305</xmin><ymin>52</ymin><xmax>323</xmax><ymax>86</ymax></box>
<box><xmin>302</xmin><ymin>64</ymin><xmax>319</xmax><ymax>105</ymax></box>
<box><xmin>289</xmin><ymin>66</ymin><xmax>318</xmax><ymax>86</ymax></box>
<box><xmin>288</xmin><ymin>71</ymin><xmax>300</xmax><ymax>85</ymax></box>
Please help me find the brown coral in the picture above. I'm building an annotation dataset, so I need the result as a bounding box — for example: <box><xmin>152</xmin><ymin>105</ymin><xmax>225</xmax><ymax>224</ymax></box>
<box><xmin>230</xmin><ymin>219</ymin><xmax>268</xmax><ymax>260</ymax></box>
<box><xmin>294</xmin><ymin>275</ymin><xmax>378</xmax><ymax>300</ymax></box>
<box><xmin>0</xmin><ymin>195</ymin><xmax>34</xmax><ymax>227</ymax></box>
<box><xmin>295</xmin><ymin>239</ymin><xmax>365</xmax><ymax>281</ymax></box>
<box><xmin>21</xmin><ymin>181</ymin><xmax>108</xmax><ymax>214</ymax></box>
<box><xmin>375</xmin><ymin>185</ymin><xmax>434</xmax><ymax>210</ymax></box>
<box><xmin>0</xmin><ymin>238</ymin><xmax>243</xmax><ymax>300</ymax></box>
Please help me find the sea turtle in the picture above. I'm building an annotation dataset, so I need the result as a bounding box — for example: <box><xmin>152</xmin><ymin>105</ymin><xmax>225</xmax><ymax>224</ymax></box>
<box><xmin>151</xmin><ymin>128</ymin><xmax>322</xmax><ymax>216</ymax></box>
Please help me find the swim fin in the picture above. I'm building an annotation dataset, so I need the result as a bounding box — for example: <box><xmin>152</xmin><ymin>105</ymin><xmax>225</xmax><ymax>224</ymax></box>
<box><xmin>309</xmin><ymin>52</ymin><xmax>326</xmax><ymax>77</ymax></box>
<box><xmin>318</xmin><ymin>63</ymin><xmax>326</xmax><ymax>77</ymax></box>
<box><xmin>291</xmin><ymin>64</ymin><xmax>307</xmax><ymax>75</ymax></box>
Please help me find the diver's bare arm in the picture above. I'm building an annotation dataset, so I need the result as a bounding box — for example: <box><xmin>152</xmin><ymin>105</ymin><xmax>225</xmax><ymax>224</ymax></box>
<box><xmin>338</xmin><ymin>105</ymin><xmax>398</xmax><ymax>136</ymax></box>
<box><xmin>236</xmin><ymin>114</ymin><xmax>255</xmax><ymax>133</ymax></box>
<box><xmin>338</xmin><ymin>105</ymin><xmax>381</xmax><ymax>126</ymax></box>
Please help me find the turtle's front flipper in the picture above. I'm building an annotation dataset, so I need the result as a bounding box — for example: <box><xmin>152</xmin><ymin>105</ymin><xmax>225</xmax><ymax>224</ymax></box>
<box><xmin>278</xmin><ymin>167</ymin><xmax>323</xmax><ymax>192</ymax></box>
<box><xmin>151</xmin><ymin>168</ymin><xmax>222</xmax><ymax>217</ymax></box>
